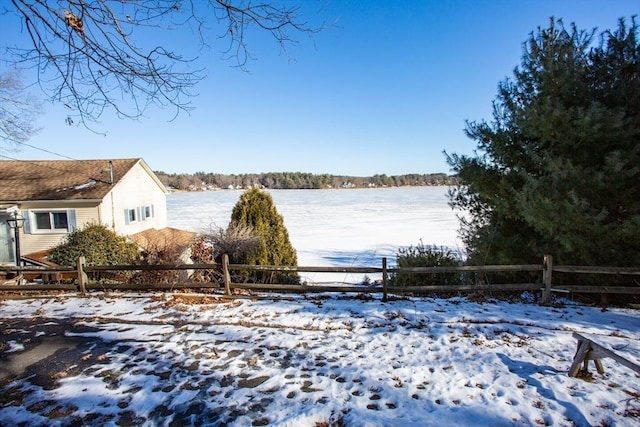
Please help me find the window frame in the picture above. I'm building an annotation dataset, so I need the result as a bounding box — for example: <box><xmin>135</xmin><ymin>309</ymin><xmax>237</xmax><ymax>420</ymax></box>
<box><xmin>142</xmin><ymin>205</ymin><xmax>154</xmax><ymax>220</ymax></box>
<box><xmin>124</xmin><ymin>204</ymin><xmax>154</xmax><ymax>225</ymax></box>
<box><xmin>28</xmin><ymin>210</ymin><xmax>72</xmax><ymax>234</ymax></box>
<box><xmin>126</xmin><ymin>208</ymin><xmax>138</xmax><ymax>224</ymax></box>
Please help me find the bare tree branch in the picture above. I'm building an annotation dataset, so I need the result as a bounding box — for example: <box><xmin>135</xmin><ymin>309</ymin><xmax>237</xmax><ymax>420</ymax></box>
<box><xmin>0</xmin><ymin>70</ymin><xmax>42</xmax><ymax>147</ymax></box>
<box><xmin>3</xmin><ymin>0</ymin><xmax>327</xmax><ymax>128</ymax></box>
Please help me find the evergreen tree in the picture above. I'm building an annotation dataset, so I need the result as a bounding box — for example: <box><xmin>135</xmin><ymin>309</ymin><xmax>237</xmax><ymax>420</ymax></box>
<box><xmin>230</xmin><ymin>188</ymin><xmax>299</xmax><ymax>284</ymax></box>
<box><xmin>446</xmin><ymin>17</ymin><xmax>640</xmax><ymax>267</ymax></box>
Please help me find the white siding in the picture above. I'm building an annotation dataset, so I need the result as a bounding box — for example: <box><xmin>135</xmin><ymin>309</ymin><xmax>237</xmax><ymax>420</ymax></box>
<box><xmin>108</xmin><ymin>162</ymin><xmax>168</xmax><ymax>235</ymax></box>
<box><xmin>75</xmin><ymin>206</ymin><xmax>102</xmax><ymax>228</ymax></box>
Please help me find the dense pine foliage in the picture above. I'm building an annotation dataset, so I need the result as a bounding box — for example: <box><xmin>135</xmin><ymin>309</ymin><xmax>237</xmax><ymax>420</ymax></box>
<box><xmin>230</xmin><ymin>188</ymin><xmax>299</xmax><ymax>284</ymax></box>
<box><xmin>447</xmin><ymin>17</ymin><xmax>639</xmax><ymax>267</ymax></box>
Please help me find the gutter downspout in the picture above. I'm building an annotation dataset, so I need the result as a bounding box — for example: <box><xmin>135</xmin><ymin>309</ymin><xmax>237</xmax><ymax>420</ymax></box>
<box><xmin>109</xmin><ymin>161</ymin><xmax>115</xmax><ymax>230</ymax></box>
<box><xmin>110</xmin><ymin>192</ymin><xmax>116</xmax><ymax>230</ymax></box>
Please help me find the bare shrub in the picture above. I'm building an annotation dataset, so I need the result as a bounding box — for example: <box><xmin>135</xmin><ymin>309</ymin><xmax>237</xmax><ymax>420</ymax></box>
<box><xmin>208</xmin><ymin>221</ymin><xmax>261</xmax><ymax>262</ymax></box>
<box><xmin>191</xmin><ymin>222</ymin><xmax>260</xmax><ymax>283</ymax></box>
<box><xmin>131</xmin><ymin>239</ymin><xmax>186</xmax><ymax>285</ymax></box>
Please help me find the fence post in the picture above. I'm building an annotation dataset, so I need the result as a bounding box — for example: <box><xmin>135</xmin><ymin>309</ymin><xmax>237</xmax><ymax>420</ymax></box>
<box><xmin>542</xmin><ymin>254</ymin><xmax>553</xmax><ymax>304</ymax></box>
<box><xmin>382</xmin><ymin>257</ymin><xmax>388</xmax><ymax>302</ymax></box>
<box><xmin>222</xmin><ymin>253</ymin><xmax>231</xmax><ymax>296</ymax></box>
<box><xmin>77</xmin><ymin>256</ymin><xmax>87</xmax><ymax>295</ymax></box>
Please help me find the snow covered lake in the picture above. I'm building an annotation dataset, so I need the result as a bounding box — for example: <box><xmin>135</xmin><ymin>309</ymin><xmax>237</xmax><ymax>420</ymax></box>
<box><xmin>167</xmin><ymin>187</ymin><xmax>464</xmax><ymax>282</ymax></box>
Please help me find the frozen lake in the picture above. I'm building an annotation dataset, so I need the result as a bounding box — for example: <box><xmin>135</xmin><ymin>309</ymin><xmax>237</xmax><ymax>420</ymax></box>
<box><xmin>167</xmin><ymin>187</ymin><xmax>465</xmax><ymax>283</ymax></box>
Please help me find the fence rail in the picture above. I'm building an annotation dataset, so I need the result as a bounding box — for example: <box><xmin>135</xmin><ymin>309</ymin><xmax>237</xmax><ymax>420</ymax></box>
<box><xmin>1</xmin><ymin>254</ymin><xmax>639</xmax><ymax>303</ymax></box>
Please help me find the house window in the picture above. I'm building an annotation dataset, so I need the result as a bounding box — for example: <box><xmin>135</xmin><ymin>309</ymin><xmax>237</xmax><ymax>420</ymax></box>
<box><xmin>126</xmin><ymin>208</ymin><xmax>137</xmax><ymax>223</ymax></box>
<box><xmin>143</xmin><ymin>205</ymin><xmax>153</xmax><ymax>220</ymax></box>
<box><xmin>125</xmin><ymin>205</ymin><xmax>154</xmax><ymax>224</ymax></box>
<box><xmin>30</xmin><ymin>210</ymin><xmax>72</xmax><ymax>233</ymax></box>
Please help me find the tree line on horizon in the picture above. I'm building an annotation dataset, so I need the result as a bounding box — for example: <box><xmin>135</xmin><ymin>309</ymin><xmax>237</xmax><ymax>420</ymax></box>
<box><xmin>154</xmin><ymin>171</ymin><xmax>458</xmax><ymax>191</ymax></box>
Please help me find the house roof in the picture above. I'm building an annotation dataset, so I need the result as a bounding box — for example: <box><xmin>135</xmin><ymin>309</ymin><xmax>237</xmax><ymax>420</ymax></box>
<box><xmin>129</xmin><ymin>227</ymin><xmax>197</xmax><ymax>253</ymax></box>
<box><xmin>20</xmin><ymin>250</ymin><xmax>58</xmax><ymax>268</ymax></box>
<box><xmin>0</xmin><ymin>158</ymin><xmax>167</xmax><ymax>202</ymax></box>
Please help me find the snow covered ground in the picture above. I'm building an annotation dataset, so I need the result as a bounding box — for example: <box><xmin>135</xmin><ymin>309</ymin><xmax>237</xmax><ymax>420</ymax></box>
<box><xmin>1</xmin><ymin>292</ymin><xmax>638</xmax><ymax>426</ymax></box>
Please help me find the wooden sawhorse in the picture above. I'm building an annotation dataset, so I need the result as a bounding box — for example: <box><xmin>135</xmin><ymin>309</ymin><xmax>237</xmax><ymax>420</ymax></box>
<box><xmin>569</xmin><ymin>332</ymin><xmax>640</xmax><ymax>377</ymax></box>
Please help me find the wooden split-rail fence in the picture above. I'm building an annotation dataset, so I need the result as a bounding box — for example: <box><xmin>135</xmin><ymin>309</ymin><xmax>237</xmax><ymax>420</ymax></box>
<box><xmin>1</xmin><ymin>255</ymin><xmax>639</xmax><ymax>304</ymax></box>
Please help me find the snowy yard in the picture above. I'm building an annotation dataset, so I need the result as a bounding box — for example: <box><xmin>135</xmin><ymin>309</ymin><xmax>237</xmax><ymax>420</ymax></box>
<box><xmin>1</xmin><ymin>293</ymin><xmax>639</xmax><ymax>426</ymax></box>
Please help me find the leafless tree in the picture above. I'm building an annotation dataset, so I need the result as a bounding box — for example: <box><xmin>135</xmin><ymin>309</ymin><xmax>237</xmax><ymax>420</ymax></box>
<box><xmin>0</xmin><ymin>71</ymin><xmax>42</xmax><ymax>148</ymax></box>
<box><xmin>4</xmin><ymin>1</ymin><xmax>327</xmax><ymax>128</ymax></box>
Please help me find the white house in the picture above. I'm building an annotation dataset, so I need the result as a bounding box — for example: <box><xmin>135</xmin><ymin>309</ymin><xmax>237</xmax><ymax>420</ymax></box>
<box><xmin>0</xmin><ymin>158</ymin><xmax>191</xmax><ymax>266</ymax></box>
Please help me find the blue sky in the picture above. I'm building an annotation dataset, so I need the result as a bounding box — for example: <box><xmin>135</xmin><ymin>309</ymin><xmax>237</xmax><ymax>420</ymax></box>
<box><xmin>2</xmin><ymin>0</ymin><xmax>638</xmax><ymax>176</ymax></box>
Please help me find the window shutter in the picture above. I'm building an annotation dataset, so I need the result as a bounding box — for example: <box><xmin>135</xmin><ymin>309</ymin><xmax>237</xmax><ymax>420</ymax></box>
<box><xmin>67</xmin><ymin>209</ymin><xmax>77</xmax><ymax>232</ymax></box>
<box><xmin>124</xmin><ymin>209</ymin><xmax>130</xmax><ymax>225</ymax></box>
<box><xmin>136</xmin><ymin>207</ymin><xmax>141</xmax><ymax>222</ymax></box>
<box><xmin>21</xmin><ymin>210</ymin><xmax>31</xmax><ymax>234</ymax></box>
<box><xmin>151</xmin><ymin>204</ymin><xmax>154</xmax><ymax>218</ymax></box>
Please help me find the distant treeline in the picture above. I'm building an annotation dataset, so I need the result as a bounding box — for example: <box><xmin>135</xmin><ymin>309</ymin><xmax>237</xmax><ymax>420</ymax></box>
<box><xmin>154</xmin><ymin>171</ymin><xmax>458</xmax><ymax>191</ymax></box>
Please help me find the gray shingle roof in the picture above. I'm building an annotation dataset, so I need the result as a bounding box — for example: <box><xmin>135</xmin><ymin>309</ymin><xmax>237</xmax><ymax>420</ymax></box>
<box><xmin>129</xmin><ymin>227</ymin><xmax>197</xmax><ymax>252</ymax></box>
<box><xmin>0</xmin><ymin>158</ymin><xmax>143</xmax><ymax>202</ymax></box>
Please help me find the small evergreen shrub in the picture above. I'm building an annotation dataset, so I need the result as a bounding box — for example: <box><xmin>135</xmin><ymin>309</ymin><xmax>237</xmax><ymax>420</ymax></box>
<box><xmin>390</xmin><ymin>242</ymin><xmax>465</xmax><ymax>288</ymax></box>
<box><xmin>230</xmin><ymin>188</ymin><xmax>299</xmax><ymax>284</ymax></box>
<box><xmin>49</xmin><ymin>222</ymin><xmax>138</xmax><ymax>266</ymax></box>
